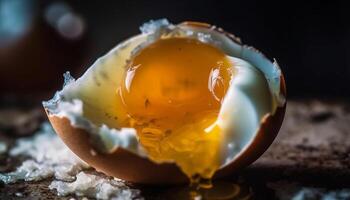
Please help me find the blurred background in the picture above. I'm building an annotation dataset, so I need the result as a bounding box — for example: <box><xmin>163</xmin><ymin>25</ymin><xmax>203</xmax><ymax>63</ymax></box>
<box><xmin>1</xmin><ymin>0</ymin><xmax>349</xmax><ymax>102</ymax></box>
<box><xmin>1</xmin><ymin>1</ymin><xmax>350</xmax><ymax>199</ymax></box>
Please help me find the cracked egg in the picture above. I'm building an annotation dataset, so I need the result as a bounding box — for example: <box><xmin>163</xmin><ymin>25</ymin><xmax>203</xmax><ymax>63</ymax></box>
<box><xmin>43</xmin><ymin>19</ymin><xmax>286</xmax><ymax>185</ymax></box>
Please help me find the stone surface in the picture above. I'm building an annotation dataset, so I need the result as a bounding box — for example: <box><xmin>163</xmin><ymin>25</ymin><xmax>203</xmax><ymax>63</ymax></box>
<box><xmin>245</xmin><ymin>100</ymin><xmax>350</xmax><ymax>185</ymax></box>
<box><xmin>1</xmin><ymin>99</ymin><xmax>350</xmax><ymax>199</ymax></box>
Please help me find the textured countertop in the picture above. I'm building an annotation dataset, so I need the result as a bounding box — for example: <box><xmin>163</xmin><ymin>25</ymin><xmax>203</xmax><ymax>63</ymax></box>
<box><xmin>1</xmin><ymin>99</ymin><xmax>350</xmax><ymax>199</ymax></box>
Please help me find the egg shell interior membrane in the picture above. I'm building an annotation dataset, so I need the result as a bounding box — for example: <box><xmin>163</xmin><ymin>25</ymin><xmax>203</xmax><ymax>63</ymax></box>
<box><xmin>44</xmin><ymin>20</ymin><xmax>283</xmax><ymax>170</ymax></box>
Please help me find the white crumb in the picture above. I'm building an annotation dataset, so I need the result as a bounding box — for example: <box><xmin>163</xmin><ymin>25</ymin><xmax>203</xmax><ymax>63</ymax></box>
<box><xmin>50</xmin><ymin>171</ymin><xmax>141</xmax><ymax>200</ymax></box>
<box><xmin>0</xmin><ymin>122</ymin><xmax>141</xmax><ymax>200</ymax></box>
<box><xmin>268</xmin><ymin>182</ymin><xmax>350</xmax><ymax>200</ymax></box>
<box><xmin>0</xmin><ymin>123</ymin><xmax>88</xmax><ymax>183</ymax></box>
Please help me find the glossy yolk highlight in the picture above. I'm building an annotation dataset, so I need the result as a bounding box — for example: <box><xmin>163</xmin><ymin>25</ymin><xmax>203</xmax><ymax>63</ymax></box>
<box><xmin>116</xmin><ymin>38</ymin><xmax>233</xmax><ymax>180</ymax></box>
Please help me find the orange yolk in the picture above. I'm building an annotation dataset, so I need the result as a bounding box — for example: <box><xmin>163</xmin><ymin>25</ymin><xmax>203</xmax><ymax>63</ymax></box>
<box><xmin>115</xmin><ymin>38</ymin><xmax>233</xmax><ymax>180</ymax></box>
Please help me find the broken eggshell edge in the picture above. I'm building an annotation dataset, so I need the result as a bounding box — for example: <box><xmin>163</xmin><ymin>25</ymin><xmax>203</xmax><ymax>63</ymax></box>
<box><xmin>44</xmin><ymin>20</ymin><xmax>286</xmax><ymax>184</ymax></box>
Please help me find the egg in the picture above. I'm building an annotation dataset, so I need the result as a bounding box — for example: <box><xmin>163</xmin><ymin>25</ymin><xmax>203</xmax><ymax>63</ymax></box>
<box><xmin>43</xmin><ymin>19</ymin><xmax>286</xmax><ymax>185</ymax></box>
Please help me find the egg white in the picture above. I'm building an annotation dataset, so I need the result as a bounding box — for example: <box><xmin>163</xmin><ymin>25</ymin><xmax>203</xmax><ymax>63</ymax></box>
<box><xmin>43</xmin><ymin>19</ymin><xmax>285</xmax><ymax>168</ymax></box>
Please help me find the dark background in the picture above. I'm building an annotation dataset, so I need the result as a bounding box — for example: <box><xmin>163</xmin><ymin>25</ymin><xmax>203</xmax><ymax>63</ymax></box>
<box><xmin>1</xmin><ymin>0</ymin><xmax>349</xmax><ymax>99</ymax></box>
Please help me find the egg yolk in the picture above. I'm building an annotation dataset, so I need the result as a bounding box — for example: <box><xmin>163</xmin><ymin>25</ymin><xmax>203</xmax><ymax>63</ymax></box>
<box><xmin>116</xmin><ymin>38</ymin><xmax>233</xmax><ymax>180</ymax></box>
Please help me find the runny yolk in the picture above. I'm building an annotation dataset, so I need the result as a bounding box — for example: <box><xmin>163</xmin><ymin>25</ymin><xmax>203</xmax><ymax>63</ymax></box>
<box><xmin>116</xmin><ymin>37</ymin><xmax>233</xmax><ymax>182</ymax></box>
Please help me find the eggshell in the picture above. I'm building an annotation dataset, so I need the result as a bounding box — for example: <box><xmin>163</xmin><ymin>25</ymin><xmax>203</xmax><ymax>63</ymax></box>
<box><xmin>46</xmin><ymin>77</ymin><xmax>285</xmax><ymax>185</ymax></box>
<box><xmin>45</xmin><ymin>22</ymin><xmax>286</xmax><ymax>184</ymax></box>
